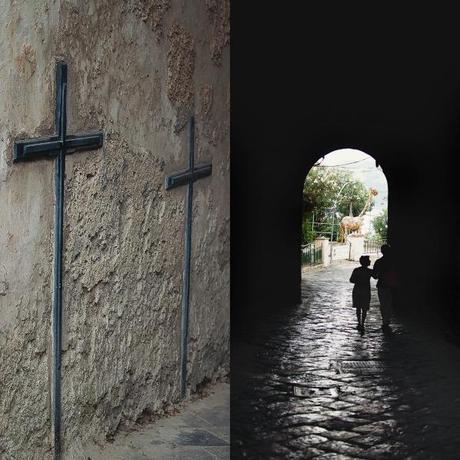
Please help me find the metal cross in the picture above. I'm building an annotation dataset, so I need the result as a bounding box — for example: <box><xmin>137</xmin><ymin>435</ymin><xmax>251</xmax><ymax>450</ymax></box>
<box><xmin>165</xmin><ymin>116</ymin><xmax>212</xmax><ymax>398</ymax></box>
<box><xmin>13</xmin><ymin>61</ymin><xmax>103</xmax><ymax>460</ymax></box>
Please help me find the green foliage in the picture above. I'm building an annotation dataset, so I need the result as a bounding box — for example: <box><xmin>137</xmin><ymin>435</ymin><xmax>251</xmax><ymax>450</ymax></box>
<box><xmin>302</xmin><ymin>167</ymin><xmax>373</xmax><ymax>244</ymax></box>
<box><xmin>372</xmin><ymin>209</ymin><xmax>388</xmax><ymax>241</ymax></box>
<box><xmin>302</xmin><ymin>215</ymin><xmax>317</xmax><ymax>244</ymax></box>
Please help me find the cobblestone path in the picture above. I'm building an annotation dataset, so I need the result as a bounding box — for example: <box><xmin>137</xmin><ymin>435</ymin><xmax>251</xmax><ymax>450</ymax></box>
<box><xmin>232</xmin><ymin>262</ymin><xmax>460</xmax><ymax>459</ymax></box>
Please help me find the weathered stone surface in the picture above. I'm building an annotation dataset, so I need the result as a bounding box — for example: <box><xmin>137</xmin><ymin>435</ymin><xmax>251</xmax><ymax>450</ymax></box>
<box><xmin>167</xmin><ymin>23</ymin><xmax>195</xmax><ymax>109</ymax></box>
<box><xmin>206</xmin><ymin>0</ymin><xmax>230</xmax><ymax>66</ymax></box>
<box><xmin>0</xmin><ymin>1</ymin><xmax>229</xmax><ymax>459</ymax></box>
<box><xmin>131</xmin><ymin>0</ymin><xmax>171</xmax><ymax>40</ymax></box>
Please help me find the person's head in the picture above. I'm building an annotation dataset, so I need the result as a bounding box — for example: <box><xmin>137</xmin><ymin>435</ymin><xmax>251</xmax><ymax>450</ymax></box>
<box><xmin>359</xmin><ymin>255</ymin><xmax>371</xmax><ymax>267</ymax></box>
<box><xmin>380</xmin><ymin>244</ymin><xmax>391</xmax><ymax>255</ymax></box>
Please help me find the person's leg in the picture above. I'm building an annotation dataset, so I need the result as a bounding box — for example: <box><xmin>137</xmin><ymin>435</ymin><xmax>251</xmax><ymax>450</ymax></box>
<box><xmin>378</xmin><ymin>288</ymin><xmax>392</xmax><ymax>327</ymax></box>
<box><xmin>377</xmin><ymin>288</ymin><xmax>384</xmax><ymax>325</ymax></box>
<box><xmin>385</xmin><ymin>289</ymin><xmax>393</xmax><ymax>326</ymax></box>
<box><xmin>383</xmin><ymin>288</ymin><xmax>393</xmax><ymax>326</ymax></box>
<box><xmin>378</xmin><ymin>288</ymin><xmax>386</xmax><ymax>326</ymax></box>
<box><xmin>356</xmin><ymin>307</ymin><xmax>362</xmax><ymax>328</ymax></box>
<box><xmin>361</xmin><ymin>308</ymin><xmax>368</xmax><ymax>328</ymax></box>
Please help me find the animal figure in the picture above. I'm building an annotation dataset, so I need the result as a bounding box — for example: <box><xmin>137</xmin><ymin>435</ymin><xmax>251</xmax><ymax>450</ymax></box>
<box><xmin>339</xmin><ymin>188</ymin><xmax>378</xmax><ymax>242</ymax></box>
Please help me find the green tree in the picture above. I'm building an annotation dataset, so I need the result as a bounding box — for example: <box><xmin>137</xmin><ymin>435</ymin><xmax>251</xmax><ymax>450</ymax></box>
<box><xmin>302</xmin><ymin>167</ymin><xmax>373</xmax><ymax>244</ymax></box>
<box><xmin>372</xmin><ymin>209</ymin><xmax>388</xmax><ymax>241</ymax></box>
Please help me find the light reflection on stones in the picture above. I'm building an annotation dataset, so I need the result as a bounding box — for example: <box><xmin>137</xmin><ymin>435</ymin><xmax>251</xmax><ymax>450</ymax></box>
<box><xmin>233</xmin><ymin>262</ymin><xmax>460</xmax><ymax>459</ymax></box>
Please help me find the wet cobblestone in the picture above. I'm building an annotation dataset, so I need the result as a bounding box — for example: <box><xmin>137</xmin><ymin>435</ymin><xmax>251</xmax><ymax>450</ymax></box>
<box><xmin>232</xmin><ymin>262</ymin><xmax>460</xmax><ymax>459</ymax></box>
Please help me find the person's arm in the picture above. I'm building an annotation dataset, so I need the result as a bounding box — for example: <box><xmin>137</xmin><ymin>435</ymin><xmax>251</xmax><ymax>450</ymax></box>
<box><xmin>350</xmin><ymin>269</ymin><xmax>357</xmax><ymax>283</ymax></box>
<box><xmin>371</xmin><ymin>260</ymin><xmax>379</xmax><ymax>279</ymax></box>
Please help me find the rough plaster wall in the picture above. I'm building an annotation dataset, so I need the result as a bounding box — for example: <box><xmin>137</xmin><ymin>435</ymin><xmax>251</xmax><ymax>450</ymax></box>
<box><xmin>0</xmin><ymin>2</ymin><xmax>59</xmax><ymax>458</ymax></box>
<box><xmin>186</xmin><ymin>1</ymin><xmax>230</xmax><ymax>390</ymax></box>
<box><xmin>0</xmin><ymin>1</ymin><xmax>229</xmax><ymax>459</ymax></box>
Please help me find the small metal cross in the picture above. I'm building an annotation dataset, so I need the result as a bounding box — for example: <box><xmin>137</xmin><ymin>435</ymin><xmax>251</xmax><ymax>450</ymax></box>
<box><xmin>165</xmin><ymin>116</ymin><xmax>212</xmax><ymax>398</ymax></box>
<box><xmin>13</xmin><ymin>61</ymin><xmax>103</xmax><ymax>460</ymax></box>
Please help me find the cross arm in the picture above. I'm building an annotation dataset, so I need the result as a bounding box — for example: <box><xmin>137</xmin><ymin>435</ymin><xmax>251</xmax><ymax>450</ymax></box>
<box><xmin>65</xmin><ymin>132</ymin><xmax>104</xmax><ymax>154</ymax></box>
<box><xmin>14</xmin><ymin>135</ymin><xmax>61</xmax><ymax>162</ymax></box>
<box><xmin>13</xmin><ymin>132</ymin><xmax>103</xmax><ymax>163</ymax></box>
<box><xmin>165</xmin><ymin>162</ymin><xmax>212</xmax><ymax>190</ymax></box>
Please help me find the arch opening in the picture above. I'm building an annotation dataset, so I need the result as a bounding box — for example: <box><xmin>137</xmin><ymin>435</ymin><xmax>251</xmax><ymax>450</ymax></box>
<box><xmin>301</xmin><ymin>148</ymin><xmax>388</xmax><ymax>270</ymax></box>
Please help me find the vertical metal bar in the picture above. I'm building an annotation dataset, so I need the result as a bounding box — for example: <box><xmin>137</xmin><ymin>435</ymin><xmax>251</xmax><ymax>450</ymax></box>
<box><xmin>180</xmin><ymin>117</ymin><xmax>194</xmax><ymax>398</ymax></box>
<box><xmin>330</xmin><ymin>211</ymin><xmax>334</xmax><ymax>263</ymax></box>
<box><xmin>188</xmin><ymin>116</ymin><xmax>195</xmax><ymax>171</ymax></box>
<box><xmin>53</xmin><ymin>148</ymin><xmax>64</xmax><ymax>460</ymax></box>
<box><xmin>52</xmin><ymin>61</ymin><xmax>67</xmax><ymax>460</ymax></box>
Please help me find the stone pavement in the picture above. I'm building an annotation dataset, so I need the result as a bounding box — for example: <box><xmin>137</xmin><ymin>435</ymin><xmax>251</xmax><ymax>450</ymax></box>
<box><xmin>83</xmin><ymin>382</ymin><xmax>229</xmax><ymax>459</ymax></box>
<box><xmin>232</xmin><ymin>261</ymin><xmax>460</xmax><ymax>459</ymax></box>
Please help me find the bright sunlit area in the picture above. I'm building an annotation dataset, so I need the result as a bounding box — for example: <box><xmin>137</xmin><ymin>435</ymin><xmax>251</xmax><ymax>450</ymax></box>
<box><xmin>301</xmin><ymin>148</ymin><xmax>388</xmax><ymax>267</ymax></box>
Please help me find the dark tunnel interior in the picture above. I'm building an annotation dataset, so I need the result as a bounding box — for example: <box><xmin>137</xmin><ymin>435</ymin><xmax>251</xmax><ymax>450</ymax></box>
<box><xmin>231</xmin><ymin>5</ymin><xmax>460</xmax><ymax>459</ymax></box>
<box><xmin>231</xmin><ymin>3</ymin><xmax>460</xmax><ymax>337</ymax></box>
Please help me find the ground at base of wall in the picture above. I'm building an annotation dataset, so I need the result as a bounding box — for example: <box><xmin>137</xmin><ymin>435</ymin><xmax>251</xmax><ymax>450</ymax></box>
<box><xmin>80</xmin><ymin>382</ymin><xmax>230</xmax><ymax>460</ymax></box>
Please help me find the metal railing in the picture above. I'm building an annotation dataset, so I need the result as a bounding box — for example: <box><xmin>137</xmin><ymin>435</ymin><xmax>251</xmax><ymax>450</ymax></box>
<box><xmin>303</xmin><ymin>220</ymin><xmax>338</xmax><ymax>239</ymax></box>
<box><xmin>301</xmin><ymin>243</ymin><xmax>322</xmax><ymax>266</ymax></box>
<box><xmin>364</xmin><ymin>239</ymin><xmax>386</xmax><ymax>254</ymax></box>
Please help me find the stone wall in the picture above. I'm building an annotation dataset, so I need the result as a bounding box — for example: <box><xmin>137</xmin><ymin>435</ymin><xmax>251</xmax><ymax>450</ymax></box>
<box><xmin>0</xmin><ymin>1</ymin><xmax>229</xmax><ymax>458</ymax></box>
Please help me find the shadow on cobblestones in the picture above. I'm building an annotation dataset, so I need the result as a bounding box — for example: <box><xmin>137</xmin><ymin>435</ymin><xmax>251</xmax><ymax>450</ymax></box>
<box><xmin>232</xmin><ymin>261</ymin><xmax>460</xmax><ymax>459</ymax></box>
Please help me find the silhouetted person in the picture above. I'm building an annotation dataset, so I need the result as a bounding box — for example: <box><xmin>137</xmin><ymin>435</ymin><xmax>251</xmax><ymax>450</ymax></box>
<box><xmin>372</xmin><ymin>244</ymin><xmax>397</xmax><ymax>331</ymax></box>
<box><xmin>350</xmin><ymin>255</ymin><xmax>373</xmax><ymax>334</ymax></box>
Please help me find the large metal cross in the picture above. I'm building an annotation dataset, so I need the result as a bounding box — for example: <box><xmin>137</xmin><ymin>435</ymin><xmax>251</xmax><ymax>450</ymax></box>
<box><xmin>165</xmin><ymin>116</ymin><xmax>212</xmax><ymax>398</ymax></box>
<box><xmin>13</xmin><ymin>61</ymin><xmax>103</xmax><ymax>460</ymax></box>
